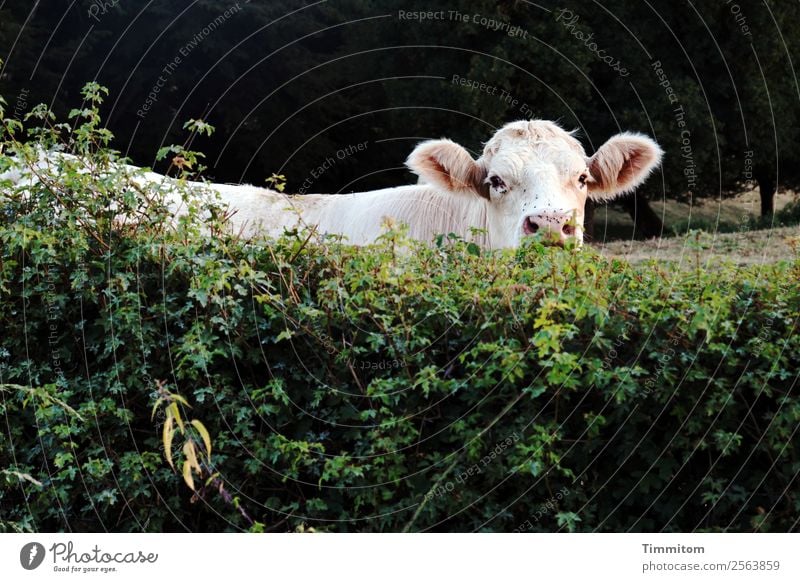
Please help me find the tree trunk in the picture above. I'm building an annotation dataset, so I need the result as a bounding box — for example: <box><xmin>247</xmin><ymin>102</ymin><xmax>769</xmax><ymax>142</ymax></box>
<box><xmin>583</xmin><ymin>199</ymin><xmax>595</xmax><ymax>242</ymax></box>
<box><xmin>620</xmin><ymin>191</ymin><xmax>664</xmax><ymax>239</ymax></box>
<box><xmin>755</xmin><ymin>169</ymin><xmax>776</xmax><ymax>217</ymax></box>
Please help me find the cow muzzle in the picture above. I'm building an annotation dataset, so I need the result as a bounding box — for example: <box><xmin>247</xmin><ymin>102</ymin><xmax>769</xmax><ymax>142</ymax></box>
<box><xmin>522</xmin><ymin>211</ymin><xmax>579</xmax><ymax>244</ymax></box>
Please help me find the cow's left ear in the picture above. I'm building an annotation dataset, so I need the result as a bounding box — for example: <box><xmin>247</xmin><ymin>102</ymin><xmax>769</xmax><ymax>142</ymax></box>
<box><xmin>406</xmin><ymin>139</ymin><xmax>488</xmax><ymax>198</ymax></box>
<box><xmin>586</xmin><ymin>133</ymin><xmax>663</xmax><ymax>200</ymax></box>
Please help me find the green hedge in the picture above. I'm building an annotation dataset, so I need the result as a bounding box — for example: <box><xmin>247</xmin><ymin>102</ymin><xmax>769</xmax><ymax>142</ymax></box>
<box><xmin>1</xmin><ymin>89</ymin><xmax>799</xmax><ymax>532</ymax></box>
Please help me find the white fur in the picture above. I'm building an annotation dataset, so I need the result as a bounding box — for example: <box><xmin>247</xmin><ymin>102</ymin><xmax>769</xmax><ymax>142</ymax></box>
<box><xmin>2</xmin><ymin>121</ymin><xmax>662</xmax><ymax>248</ymax></box>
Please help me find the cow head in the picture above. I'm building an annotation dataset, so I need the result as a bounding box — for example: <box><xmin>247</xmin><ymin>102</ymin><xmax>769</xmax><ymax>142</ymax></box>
<box><xmin>407</xmin><ymin>120</ymin><xmax>662</xmax><ymax>247</ymax></box>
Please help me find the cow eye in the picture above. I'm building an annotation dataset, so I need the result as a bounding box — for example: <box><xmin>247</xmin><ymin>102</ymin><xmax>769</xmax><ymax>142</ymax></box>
<box><xmin>578</xmin><ymin>173</ymin><xmax>588</xmax><ymax>187</ymax></box>
<box><xmin>489</xmin><ymin>175</ymin><xmax>506</xmax><ymax>191</ymax></box>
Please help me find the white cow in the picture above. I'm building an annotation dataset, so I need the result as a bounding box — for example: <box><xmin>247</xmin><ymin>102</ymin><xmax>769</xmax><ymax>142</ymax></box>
<box><xmin>2</xmin><ymin>120</ymin><xmax>662</xmax><ymax>247</ymax></box>
<box><xmin>202</xmin><ymin>119</ymin><xmax>662</xmax><ymax>247</ymax></box>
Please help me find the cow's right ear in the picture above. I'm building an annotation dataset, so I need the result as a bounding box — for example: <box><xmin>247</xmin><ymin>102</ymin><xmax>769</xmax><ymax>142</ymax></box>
<box><xmin>586</xmin><ymin>133</ymin><xmax>663</xmax><ymax>200</ymax></box>
<box><xmin>406</xmin><ymin>139</ymin><xmax>488</xmax><ymax>197</ymax></box>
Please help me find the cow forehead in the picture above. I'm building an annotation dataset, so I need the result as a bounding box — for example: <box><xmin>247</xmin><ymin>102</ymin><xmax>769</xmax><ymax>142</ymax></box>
<box><xmin>483</xmin><ymin>120</ymin><xmax>586</xmax><ymax>156</ymax></box>
<box><xmin>482</xmin><ymin>121</ymin><xmax>588</xmax><ymax>182</ymax></box>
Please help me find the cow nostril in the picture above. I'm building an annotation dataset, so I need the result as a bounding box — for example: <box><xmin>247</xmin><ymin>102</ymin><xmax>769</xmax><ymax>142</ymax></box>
<box><xmin>562</xmin><ymin>223</ymin><xmax>576</xmax><ymax>236</ymax></box>
<box><xmin>523</xmin><ymin>217</ymin><xmax>539</xmax><ymax>235</ymax></box>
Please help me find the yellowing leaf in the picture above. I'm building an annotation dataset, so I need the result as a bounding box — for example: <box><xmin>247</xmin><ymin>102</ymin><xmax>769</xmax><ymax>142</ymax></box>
<box><xmin>163</xmin><ymin>415</ymin><xmax>175</xmax><ymax>469</ymax></box>
<box><xmin>171</xmin><ymin>393</ymin><xmax>191</xmax><ymax>407</ymax></box>
<box><xmin>183</xmin><ymin>441</ymin><xmax>199</xmax><ymax>472</ymax></box>
<box><xmin>169</xmin><ymin>402</ymin><xmax>185</xmax><ymax>432</ymax></box>
<box><xmin>182</xmin><ymin>461</ymin><xmax>195</xmax><ymax>491</ymax></box>
<box><xmin>191</xmin><ymin>419</ymin><xmax>212</xmax><ymax>461</ymax></box>
<box><xmin>150</xmin><ymin>397</ymin><xmax>163</xmax><ymax>421</ymax></box>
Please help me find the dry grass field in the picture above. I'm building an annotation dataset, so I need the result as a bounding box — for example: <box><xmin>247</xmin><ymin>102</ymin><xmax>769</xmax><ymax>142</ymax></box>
<box><xmin>592</xmin><ymin>189</ymin><xmax>796</xmax><ymax>239</ymax></box>
<box><xmin>597</xmin><ymin>224</ymin><xmax>800</xmax><ymax>265</ymax></box>
<box><xmin>592</xmin><ymin>189</ymin><xmax>800</xmax><ymax>265</ymax></box>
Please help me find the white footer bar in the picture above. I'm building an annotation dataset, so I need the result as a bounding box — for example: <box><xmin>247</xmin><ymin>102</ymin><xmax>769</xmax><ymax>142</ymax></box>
<box><xmin>1</xmin><ymin>533</ymin><xmax>797</xmax><ymax>581</ymax></box>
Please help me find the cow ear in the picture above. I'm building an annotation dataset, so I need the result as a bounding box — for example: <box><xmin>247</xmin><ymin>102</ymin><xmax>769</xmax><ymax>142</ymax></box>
<box><xmin>587</xmin><ymin>133</ymin><xmax>662</xmax><ymax>200</ymax></box>
<box><xmin>406</xmin><ymin>139</ymin><xmax>488</xmax><ymax>197</ymax></box>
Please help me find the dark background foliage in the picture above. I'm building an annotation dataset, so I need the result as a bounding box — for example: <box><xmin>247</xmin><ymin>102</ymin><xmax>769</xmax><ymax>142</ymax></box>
<box><xmin>2</xmin><ymin>1</ymin><xmax>799</xmax><ymax>231</ymax></box>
